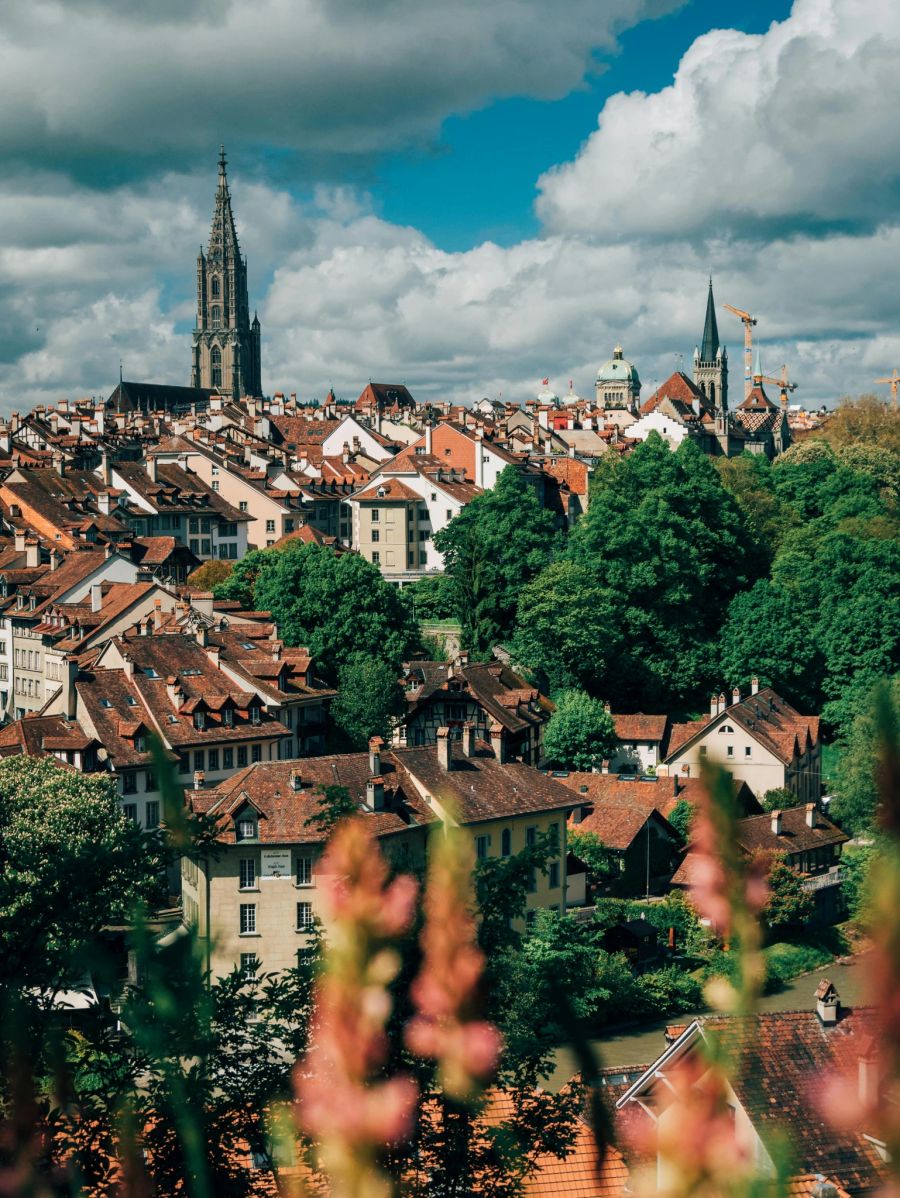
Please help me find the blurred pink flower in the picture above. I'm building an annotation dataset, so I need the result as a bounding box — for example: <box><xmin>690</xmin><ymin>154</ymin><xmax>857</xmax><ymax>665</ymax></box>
<box><xmin>405</xmin><ymin>824</ymin><xmax>501</xmax><ymax>1100</ymax></box>
<box><xmin>294</xmin><ymin>819</ymin><xmax>419</xmax><ymax>1197</ymax></box>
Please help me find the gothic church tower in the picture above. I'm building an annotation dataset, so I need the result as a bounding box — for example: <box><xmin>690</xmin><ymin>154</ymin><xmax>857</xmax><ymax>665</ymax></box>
<box><xmin>693</xmin><ymin>278</ymin><xmax>727</xmax><ymax>421</ymax></box>
<box><xmin>191</xmin><ymin>147</ymin><xmax>262</xmax><ymax>399</ymax></box>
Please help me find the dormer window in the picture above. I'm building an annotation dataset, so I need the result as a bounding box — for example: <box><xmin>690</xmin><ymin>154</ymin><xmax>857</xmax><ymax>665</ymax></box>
<box><xmin>135</xmin><ymin>733</ymin><xmax>146</xmax><ymax>752</ymax></box>
<box><xmin>126</xmin><ymin>696</ymin><xmax>137</xmax><ymax>706</ymax></box>
<box><xmin>194</xmin><ymin>711</ymin><xmax>206</xmax><ymax>731</ymax></box>
<box><xmin>236</xmin><ymin>816</ymin><xmax>257</xmax><ymax>841</ymax></box>
<box><xmin>223</xmin><ymin>707</ymin><xmax>234</xmax><ymax>728</ymax></box>
<box><xmin>250</xmin><ymin>705</ymin><xmax>261</xmax><ymax>726</ymax></box>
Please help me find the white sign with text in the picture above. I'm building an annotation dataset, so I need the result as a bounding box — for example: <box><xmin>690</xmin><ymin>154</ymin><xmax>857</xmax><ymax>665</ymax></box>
<box><xmin>260</xmin><ymin>849</ymin><xmax>291</xmax><ymax>879</ymax></box>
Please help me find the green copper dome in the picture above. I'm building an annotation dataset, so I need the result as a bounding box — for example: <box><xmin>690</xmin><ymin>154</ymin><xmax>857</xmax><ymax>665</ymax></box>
<box><xmin>595</xmin><ymin>345</ymin><xmax>640</xmax><ymax>388</ymax></box>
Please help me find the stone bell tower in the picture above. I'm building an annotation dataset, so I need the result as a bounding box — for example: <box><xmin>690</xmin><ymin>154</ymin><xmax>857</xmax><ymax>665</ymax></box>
<box><xmin>190</xmin><ymin>146</ymin><xmax>262</xmax><ymax>400</ymax></box>
<box><xmin>693</xmin><ymin>278</ymin><xmax>728</xmax><ymax>419</ymax></box>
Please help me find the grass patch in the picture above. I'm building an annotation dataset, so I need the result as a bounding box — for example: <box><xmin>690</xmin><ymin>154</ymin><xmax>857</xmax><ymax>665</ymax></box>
<box><xmin>763</xmin><ymin>924</ymin><xmax>851</xmax><ymax>991</ymax></box>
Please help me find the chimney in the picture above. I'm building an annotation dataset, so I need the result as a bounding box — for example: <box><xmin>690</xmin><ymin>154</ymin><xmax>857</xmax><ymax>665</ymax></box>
<box><xmin>195</xmin><ymin>624</ymin><xmax>209</xmax><ymax>647</ymax></box>
<box><xmin>436</xmin><ymin>726</ymin><xmax>453</xmax><ymax>771</ymax></box>
<box><xmin>732</xmin><ymin>687</ymin><xmax>741</xmax><ymax>706</ymax></box>
<box><xmin>207</xmin><ymin>643</ymin><xmax>221</xmax><ymax>668</ymax></box>
<box><xmin>368</xmin><ymin>735</ymin><xmax>383</xmax><ymax>776</ymax></box>
<box><xmin>290</xmin><ymin>768</ymin><xmax>303</xmax><ymax>792</ymax></box>
<box><xmin>672</xmin><ymin>773</ymin><xmax>681</xmax><ymax>797</ymax></box>
<box><xmin>53</xmin><ymin>451</ymin><xmax>65</xmax><ymax>476</ymax></box>
<box><xmin>489</xmin><ymin>721</ymin><xmax>506</xmax><ymax>764</ymax></box>
<box><xmin>805</xmin><ymin>802</ymin><xmax>816</xmax><ymax>828</ymax></box>
<box><xmin>90</xmin><ymin>582</ymin><xmax>102</xmax><ymax>613</ymax></box>
<box><xmin>153</xmin><ymin>597</ymin><xmax>162</xmax><ymax>630</ymax></box>
<box><xmin>49</xmin><ymin>547</ymin><xmax>61</xmax><ymax>571</ymax></box>
<box><xmin>474</xmin><ymin>431</ymin><xmax>484</xmax><ymax>488</ymax></box>
<box><xmin>461</xmin><ymin>721</ymin><xmax>476</xmax><ymax>757</ymax></box>
<box><xmin>14</xmin><ymin>531</ymin><xmax>25</xmax><ymax>553</ymax></box>
<box><xmin>770</xmin><ymin>809</ymin><xmax>782</xmax><ymax>836</ymax></box>
<box><xmin>710</xmin><ymin>694</ymin><xmax>718</xmax><ymax>719</ymax></box>
<box><xmin>100</xmin><ymin>449</ymin><xmax>111</xmax><ymax>485</ymax></box>
<box><xmin>166</xmin><ymin>675</ymin><xmax>183</xmax><ymax>708</ymax></box>
<box><xmin>122</xmin><ymin>653</ymin><xmax>134</xmax><ymax>679</ymax></box>
<box><xmin>98</xmin><ymin>491</ymin><xmax>112</xmax><ymax>516</ymax></box>
<box><xmin>424</xmin><ymin>421</ymin><xmax>433</xmax><ymax>455</ymax></box>
<box><xmin>193</xmin><ymin>770</ymin><xmax>205</xmax><ymax>791</ymax></box>
<box><xmin>603</xmin><ymin>700</ymin><xmax>611</xmax><ymax>713</ymax></box>
<box><xmin>25</xmin><ymin>539</ymin><xmax>39</xmax><ymax>569</ymax></box>
<box><xmin>600</xmin><ymin>759</ymin><xmax>610</xmax><ymax>775</ymax></box>
<box><xmin>366</xmin><ymin>776</ymin><xmax>385</xmax><ymax>810</ymax></box>
<box><xmin>148</xmin><ymin>456</ymin><xmax>158</xmax><ymax>483</ymax></box>
<box><xmin>717</xmin><ymin>692</ymin><xmax>726</xmax><ymax>715</ymax></box>
<box><xmin>815</xmin><ymin>979</ymin><xmax>840</xmax><ymax>1025</ymax></box>
<box><xmin>751</xmin><ymin>675</ymin><xmax>759</xmax><ymax>696</ymax></box>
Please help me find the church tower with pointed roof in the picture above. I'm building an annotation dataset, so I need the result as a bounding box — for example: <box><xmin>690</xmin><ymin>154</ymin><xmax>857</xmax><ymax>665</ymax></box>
<box><xmin>190</xmin><ymin>147</ymin><xmax>262</xmax><ymax>400</ymax></box>
<box><xmin>693</xmin><ymin>278</ymin><xmax>727</xmax><ymax>421</ymax></box>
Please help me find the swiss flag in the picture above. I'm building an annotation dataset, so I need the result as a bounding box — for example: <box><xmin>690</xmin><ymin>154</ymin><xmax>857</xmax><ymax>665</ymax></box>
<box><xmin>541</xmin><ymin>377</ymin><xmax>549</xmax><ymax>385</ymax></box>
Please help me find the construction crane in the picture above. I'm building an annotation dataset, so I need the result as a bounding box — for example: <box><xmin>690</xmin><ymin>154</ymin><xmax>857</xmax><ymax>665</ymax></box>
<box><xmin>875</xmin><ymin>369</ymin><xmax>900</xmax><ymax>410</ymax></box>
<box><xmin>723</xmin><ymin>303</ymin><xmax>758</xmax><ymax>401</ymax></box>
<box><xmin>755</xmin><ymin>364</ymin><xmax>798</xmax><ymax>408</ymax></box>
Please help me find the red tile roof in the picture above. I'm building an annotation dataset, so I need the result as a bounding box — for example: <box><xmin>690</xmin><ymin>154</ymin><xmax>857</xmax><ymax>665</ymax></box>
<box><xmin>612</xmin><ymin>713</ymin><xmax>668</xmax><ymax>743</ymax></box>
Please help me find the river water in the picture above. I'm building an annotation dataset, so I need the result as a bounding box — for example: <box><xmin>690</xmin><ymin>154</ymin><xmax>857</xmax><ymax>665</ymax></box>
<box><xmin>548</xmin><ymin>954</ymin><xmax>867</xmax><ymax>1088</ymax></box>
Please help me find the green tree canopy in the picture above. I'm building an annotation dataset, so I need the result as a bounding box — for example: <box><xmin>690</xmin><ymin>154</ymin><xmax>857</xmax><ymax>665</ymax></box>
<box><xmin>239</xmin><ymin>542</ymin><xmax>419</xmax><ymax>682</ymax></box>
<box><xmin>0</xmin><ymin>757</ymin><xmax>162</xmax><ymax>989</ymax></box>
<box><xmin>433</xmin><ymin>466</ymin><xmax>560</xmax><ymax>655</ymax></box>
<box><xmin>187</xmin><ymin>558</ymin><xmax>234</xmax><ymax>591</ymax></box>
<box><xmin>511</xmin><ymin>560</ymin><xmax>622</xmax><ymax>694</ymax></box>
<box><xmin>542</xmin><ymin>689</ymin><xmax>617</xmax><ymax>771</ymax></box>
<box><xmin>763</xmin><ymin>854</ymin><xmax>814</xmax><ymax>931</ymax></box>
<box><xmin>330</xmin><ymin>653</ymin><xmax>406</xmax><ymax>750</ymax></box>
<box><xmin>831</xmin><ymin>676</ymin><xmax>900</xmax><ymax>835</ymax></box>
<box><xmin>569</xmin><ymin>435</ymin><xmax>764</xmax><ymax>709</ymax></box>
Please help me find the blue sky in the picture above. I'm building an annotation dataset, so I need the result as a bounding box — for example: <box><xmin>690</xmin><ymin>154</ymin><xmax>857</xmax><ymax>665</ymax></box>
<box><xmin>376</xmin><ymin>0</ymin><xmax>792</xmax><ymax>251</ymax></box>
<box><xmin>0</xmin><ymin>0</ymin><xmax>896</xmax><ymax>410</ymax></box>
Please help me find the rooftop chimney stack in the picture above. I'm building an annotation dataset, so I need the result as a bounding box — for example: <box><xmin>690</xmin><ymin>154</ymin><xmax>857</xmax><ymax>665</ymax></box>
<box><xmin>732</xmin><ymin>687</ymin><xmax>741</xmax><ymax>706</ymax></box>
<box><xmin>489</xmin><ymin>721</ymin><xmax>506</xmax><ymax>764</ymax></box>
<box><xmin>290</xmin><ymin>768</ymin><xmax>303</xmax><ymax>792</ymax></box>
<box><xmin>815</xmin><ymin>978</ymin><xmax>840</xmax><ymax>1025</ymax></box>
<box><xmin>805</xmin><ymin>802</ymin><xmax>816</xmax><ymax>828</ymax></box>
<box><xmin>461</xmin><ymin>721</ymin><xmax>476</xmax><ymax>757</ymax></box>
<box><xmin>366</xmin><ymin>776</ymin><xmax>385</xmax><ymax>810</ymax></box>
<box><xmin>751</xmin><ymin>676</ymin><xmax>759</xmax><ymax>696</ymax></box>
<box><xmin>436</xmin><ymin>726</ymin><xmax>453</xmax><ymax>771</ymax></box>
<box><xmin>770</xmin><ymin>809</ymin><xmax>783</xmax><ymax>836</ymax></box>
<box><xmin>600</xmin><ymin>759</ymin><xmax>610</xmax><ymax>775</ymax></box>
<box><xmin>718</xmin><ymin>692</ymin><xmax>726</xmax><ymax>715</ymax></box>
<box><xmin>368</xmin><ymin>735</ymin><xmax>383</xmax><ymax>777</ymax></box>
<box><xmin>91</xmin><ymin>582</ymin><xmax>102</xmax><ymax>613</ymax></box>
<box><xmin>14</xmin><ymin>531</ymin><xmax>25</xmax><ymax>553</ymax></box>
<box><xmin>25</xmin><ymin>539</ymin><xmax>39</xmax><ymax>569</ymax></box>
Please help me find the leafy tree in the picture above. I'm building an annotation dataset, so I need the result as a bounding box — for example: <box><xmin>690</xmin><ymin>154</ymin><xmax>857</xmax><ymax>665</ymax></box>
<box><xmin>251</xmin><ymin>541</ymin><xmax>420</xmax><ymax>681</ymax></box>
<box><xmin>762</xmin><ymin>787</ymin><xmax>802</xmax><ymax>812</ymax></box>
<box><xmin>818</xmin><ymin>393</ymin><xmax>900</xmax><ymax>456</ymax></box>
<box><xmin>832</xmin><ymin>676</ymin><xmax>900</xmax><ymax>834</ymax></box>
<box><xmin>212</xmin><ymin>546</ymin><xmax>274</xmax><ymax>608</ymax></box>
<box><xmin>716</xmin><ymin>453</ymin><xmax>798</xmax><ymax>559</ymax></box>
<box><xmin>569</xmin><ymin>435</ymin><xmax>764</xmax><ymax>709</ymax></box>
<box><xmin>0</xmin><ymin>757</ymin><xmax>162</xmax><ymax>990</ymax></box>
<box><xmin>567</xmin><ymin>829</ymin><xmax>618</xmax><ymax>889</ymax></box>
<box><xmin>434</xmin><ymin>466</ymin><xmax>560</xmax><ymax>655</ymax></box>
<box><xmin>187</xmin><ymin>558</ymin><xmax>233</xmax><ymax>591</ymax></box>
<box><xmin>667</xmin><ymin>797</ymin><xmax>695</xmax><ymax>845</ymax></box>
<box><xmin>331</xmin><ymin>653</ymin><xmax>405</xmax><ymax>749</ymax></box>
<box><xmin>840</xmin><ymin>844</ymin><xmax>878</xmax><ymax>924</ymax></box>
<box><xmin>401</xmin><ymin>572</ymin><xmax>460</xmax><ymax>622</ymax></box>
<box><xmin>511</xmin><ymin>560</ymin><xmax>622</xmax><ymax>694</ymax></box>
<box><xmin>542</xmin><ymin>689</ymin><xmax>616</xmax><ymax>771</ymax></box>
<box><xmin>763</xmin><ymin>854</ymin><xmax>814</xmax><ymax>932</ymax></box>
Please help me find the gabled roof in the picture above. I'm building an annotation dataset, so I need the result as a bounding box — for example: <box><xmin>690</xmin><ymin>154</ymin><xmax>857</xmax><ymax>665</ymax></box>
<box><xmin>613</xmin><ymin>713</ymin><xmax>668</xmax><ymax>744</ymax></box>
<box><xmin>639</xmin><ymin>372</ymin><xmax>709</xmax><ymax>420</ymax></box>
<box><xmin>665</xmin><ymin>687</ymin><xmax>819</xmax><ymax>767</ymax></box>
<box><xmin>736</xmin><ymin>806</ymin><xmax>848</xmax><ymax>855</ymax></box>
<box><xmin>0</xmin><ymin>714</ymin><xmax>96</xmax><ymax>759</ymax></box>
<box><xmin>571</xmin><ymin>801</ymin><xmax>677</xmax><ymax>851</ymax></box>
<box><xmin>617</xmin><ymin>1008</ymin><xmax>885</xmax><ymax>1196</ymax></box>
<box><xmin>403</xmin><ymin>659</ymin><xmax>553</xmax><ymax>735</ymax></box>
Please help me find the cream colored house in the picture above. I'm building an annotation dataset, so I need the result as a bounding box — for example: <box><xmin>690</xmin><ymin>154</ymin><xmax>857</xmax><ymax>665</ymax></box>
<box><xmin>185</xmin><ymin>727</ymin><xmax>579</xmax><ymax>977</ymax></box>
<box><xmin>662</xmin><ymin>683</ymin><xmax>820</xmax><ymax>804</ymax></box>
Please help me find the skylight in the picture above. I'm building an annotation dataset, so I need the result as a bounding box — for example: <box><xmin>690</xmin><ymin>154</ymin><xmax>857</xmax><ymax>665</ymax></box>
<box><xmin>100</xmin><ymin>699</ymin><xmax>112</xmax><ymax>708</ymax></box>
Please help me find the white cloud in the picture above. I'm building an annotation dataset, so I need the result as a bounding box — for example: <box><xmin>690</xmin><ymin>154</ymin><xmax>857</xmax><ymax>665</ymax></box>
<box><xmin>537</xmin><ymin>0</ymin><xmax>900</xmax><ymax>240</ymax></box>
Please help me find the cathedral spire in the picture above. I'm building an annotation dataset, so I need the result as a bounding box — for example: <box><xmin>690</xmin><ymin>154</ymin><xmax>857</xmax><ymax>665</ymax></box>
<box><xmin>208</xmin><ymin>144</ymin><xmax>240</xmax><ymax>263</ymax></box>
<box><xmin>701</xmin><ymin>277</ymin><xmax>719</xmax><ymax>362</ymax></box>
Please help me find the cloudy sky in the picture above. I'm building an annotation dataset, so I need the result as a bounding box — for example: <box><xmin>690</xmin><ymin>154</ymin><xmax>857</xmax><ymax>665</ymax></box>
<box><xmin>0</xmin><ymin>0</ymin><xmax>897</xmax><ymax>412</ymax></box>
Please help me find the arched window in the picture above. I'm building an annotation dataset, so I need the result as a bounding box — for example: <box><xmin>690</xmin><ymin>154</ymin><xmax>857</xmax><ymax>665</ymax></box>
<box><xmin>709</xmin><ymin>381</ymin><xmax>716</xmax><ymax>405</ymax></box>
<box><xmin>211</xmin><ymin>305</ymin><xmax>221</xmax><ymax>329</ymax></box>
<box><xmin>211</xmin><ymin>346</ymin><xmax>222</xmax><ymax>388</ymax></box>
<box><xmin>211</xmin><ymin>276</ymin><xmax>220</xmax><ymax>298</ymax></box>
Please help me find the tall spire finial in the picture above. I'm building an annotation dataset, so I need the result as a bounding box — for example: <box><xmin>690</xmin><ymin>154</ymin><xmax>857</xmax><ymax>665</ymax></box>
<box><xmin>701</xmin><ymin>277</ymin><xmax>719</xmax><ymax>362</ymax></box>
<box><xmin>218</xmin><ymin>144</ymin><xmax>227</xmax><ymax>182</ymax></box>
